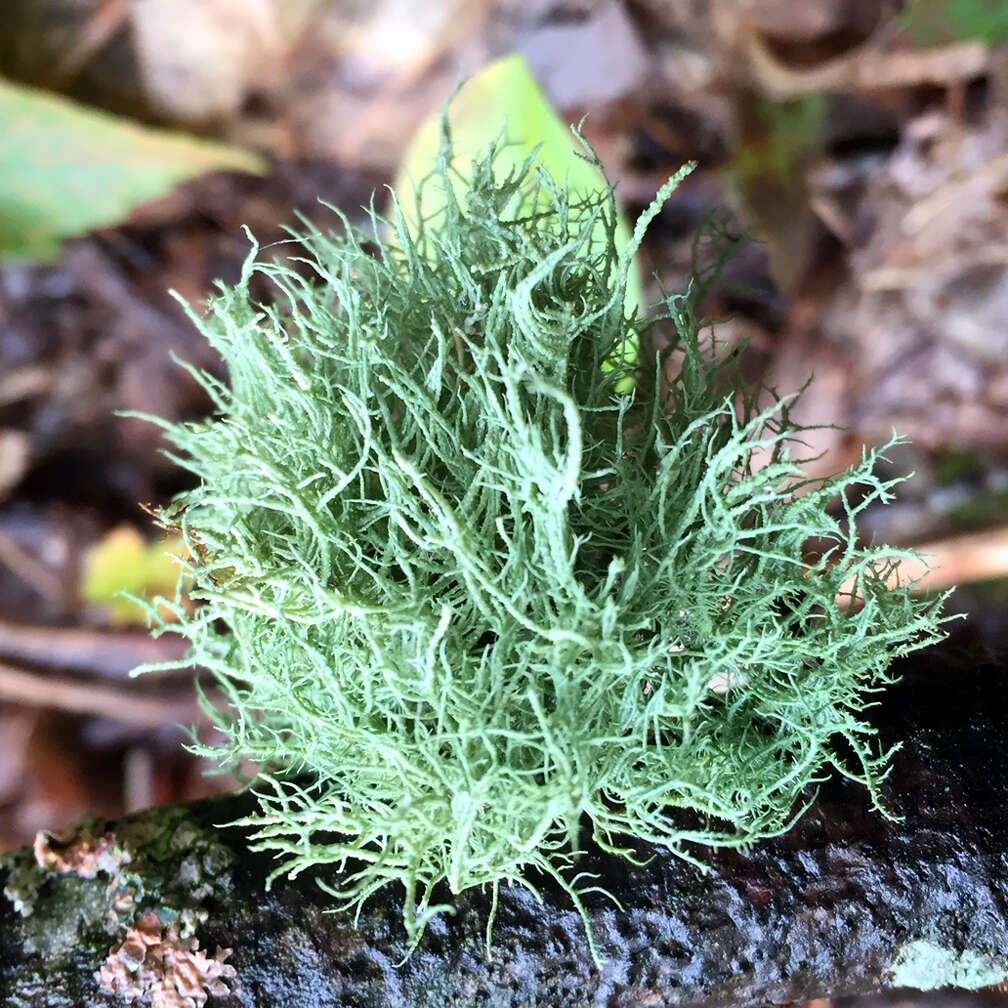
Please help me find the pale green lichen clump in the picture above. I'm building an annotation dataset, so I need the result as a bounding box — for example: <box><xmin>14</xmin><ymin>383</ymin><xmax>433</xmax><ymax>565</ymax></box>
<box><xmin>139</xmin><ymin>127</ymin><xmax>946</xmax><ymax>962</ymax></box>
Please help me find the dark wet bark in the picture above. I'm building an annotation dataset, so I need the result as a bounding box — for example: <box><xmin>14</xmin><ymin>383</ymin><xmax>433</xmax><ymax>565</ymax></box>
<box><xmin>3</xmin><ymin>644</ymin><xmax>1008</xmax><ymax>1008</ymax></box>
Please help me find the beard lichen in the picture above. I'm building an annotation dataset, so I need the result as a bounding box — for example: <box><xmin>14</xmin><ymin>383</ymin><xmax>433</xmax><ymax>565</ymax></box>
<box><xmin>136</xmin><ymin>128</ymin><xmax>947</xmax><ymax>965</ymax></box>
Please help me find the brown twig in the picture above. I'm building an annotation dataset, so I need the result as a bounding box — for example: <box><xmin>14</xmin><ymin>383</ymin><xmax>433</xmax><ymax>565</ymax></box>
<box><xmin>0</xmin><ymin>620</ymin><xmax>190</xmax><ymax>681</ymax></box>
<box><xmin>0</xmin><ymin>366</ymin><xmax>50</xmax><ymax>409</ymax></box>
<box><xmin>0</xmin><ymin>527</ymin><xmax>65</xmax><ymax>604</ymax></box>
<box><xmin>746</xmin><ymin>30</ymin><xmax>989</xmax><ymax>100</ymax></box>
<box><xmin>0</xmin><ymin>659</ymin><xmax>203</xmax><ymax>727</ymax></box>
<box><xmin>48</xmin><ymin>0</ymin><xmax>129</xmax><ymax>89</ymax></box>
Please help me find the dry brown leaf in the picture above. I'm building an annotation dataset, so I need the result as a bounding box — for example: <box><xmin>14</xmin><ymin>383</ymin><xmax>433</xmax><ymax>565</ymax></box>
<box><xmin>811</xmin><ymin>106</ymin><xmax>1008</xmax><ymax>452</ymax></box>
<box><xmin>520</xmin><ymin>0</ymin><xmax>651</xmax><ymax>109</ymax></box>
<box><xmin>320</xmin><ymin>0</ymin><xmax>485</xmax><ymax>82</ymax></box>
<box><xmin>746</xmin><ymin>30</ymin><xmax>989</xmax><ymax>100</ymax></box>
<box><xmin>129</xmin><ymin>0</ymin><xmax>324</xmax><ymax>122</ymax></box>
<box><xmin>739</xmin><ymin>0</ymin><xmax>877</xmax><ymax>43</ymax></box>
<box><xmin>287</xmin><ymin>0</ymin><xmax>490</xmax><ymax>169</ymax></box>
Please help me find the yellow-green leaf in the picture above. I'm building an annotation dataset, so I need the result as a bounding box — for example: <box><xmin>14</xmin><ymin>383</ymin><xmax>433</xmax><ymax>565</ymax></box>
<box><xmin>82</xmin><ymin>526</ymin><xmax>189</xmax><ymax>626</ymax></box>
<box><xmin>0</xmin><ymin>79</ymin><xmax>266</xmax><ymax>262</ymax></box>
<box><xmin>394</xmin><ymin>54</ymin><xmax>645</xmax><ymax>320</ymax></box>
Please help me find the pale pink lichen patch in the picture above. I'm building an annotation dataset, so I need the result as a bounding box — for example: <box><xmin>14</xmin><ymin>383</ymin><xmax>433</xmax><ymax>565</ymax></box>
<box><xmin>98</xmin><ymin>908</ymin><xmax>236</xmax><ymax>1008</ymax></box>
<box><xmin>34</xmin><ymin>824</ymin><xmax>131</xmax><ymax>879</ymax></box>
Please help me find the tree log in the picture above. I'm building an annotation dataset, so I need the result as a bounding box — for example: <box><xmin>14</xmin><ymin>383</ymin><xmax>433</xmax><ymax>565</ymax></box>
<box><xmin>3</xmin><ymin>644</ymin><xmax>1007</xmax><ymax>1007</ymax></box>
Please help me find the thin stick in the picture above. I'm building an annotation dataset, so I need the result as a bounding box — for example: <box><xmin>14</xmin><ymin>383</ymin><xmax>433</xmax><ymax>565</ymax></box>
<box><xmin>0</xmin><ymin>660</ymin><xmax>203</xmax><ymax>727</ymax></box>
<box><xmin>0</xmin><ymin>620</ymin><xmax>190</xmax><ymax>680</ymax></box>
<box><xmin>48</xmin><ymin>0</ymin><xmax>128</xmax><ymax>88</ymax></box>
<box><xmin>0</xmin><ymin>528</ymin><xmax>64</xmax><ymax>603</ymax></box>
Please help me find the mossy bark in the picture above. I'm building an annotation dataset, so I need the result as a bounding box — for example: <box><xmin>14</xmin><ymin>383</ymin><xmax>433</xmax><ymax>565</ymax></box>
<box><xmin>3</xmin><ymin>645</ymin><xmax>1007</xmax><ymax>1007</ymax></box>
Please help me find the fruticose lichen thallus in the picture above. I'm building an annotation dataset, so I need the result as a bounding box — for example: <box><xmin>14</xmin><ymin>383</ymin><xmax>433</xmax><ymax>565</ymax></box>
<box><xmin>133</xmin><ymin>125</ymin><xmax>947</xmax><ymax>965</ymax></box>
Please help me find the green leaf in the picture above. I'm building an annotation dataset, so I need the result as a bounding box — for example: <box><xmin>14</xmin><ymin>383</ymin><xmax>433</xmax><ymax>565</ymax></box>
<box><xmin>0</xmin><ymin>79</ymin><xmax>266</xmax><ymax>262</ymax></box>
<box><xmin>902</xmin><ymin>0</ymin><xmax>1008</xmax><ymax>45</ymax></box>
<box><xmin>394</xmin><ymin>54</ymin><xmax>645</xmax><ymax>319</ymax></box>
<box><xmin>82</xmin><ymin>526</ymin><xmax>189</xmax><ymax>626</ymax></box>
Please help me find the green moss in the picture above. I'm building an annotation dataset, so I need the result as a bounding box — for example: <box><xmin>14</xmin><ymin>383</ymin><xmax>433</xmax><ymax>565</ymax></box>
<box><xmin>135</xmin><ymin>125</ymin><xmax>948</xmax><ymax>964</ymax></box>
<box><xmin>946</xmin><ymin>489</ymin><xmax>1008</xmax><ymax>532</ymax></box>
<box><xmin>2</xmin><ymin>849</ymin><xmax>44</xmax><ymax>917</ymax></box>
<box><xmin>16</xmin><ymin>874</ymin><xmax>111</xmax><ymax>961</ymax></box>
<box><xmin>114</xmin><ymin>806</ymin><xmax>235</xmax><ymax>909</ymax></box>
<box><xmin>902</xmin><ymin>0</ymin><xmax>1008</xmax><ymax>46</ymax></box>
<box><xmin>933</xmin><ymin>449</ymin><xmax>985</xmax><ymax>488</ymax></box>
<box><xmin>729</xmin><ymin>94</ymin><xmax>827</xmax><ymax>189</ymax></box>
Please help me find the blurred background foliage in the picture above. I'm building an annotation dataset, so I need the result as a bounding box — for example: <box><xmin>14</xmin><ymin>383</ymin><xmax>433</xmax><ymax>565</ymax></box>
<box><xmin>0</xmin><ymin>79</ymin><xmax>263</xmax><ymax>262</ymax></box>
<box><xmin>903</xmin><ymin>0</ymin><xmax>1008</xmax><ymax>45</ymax></box>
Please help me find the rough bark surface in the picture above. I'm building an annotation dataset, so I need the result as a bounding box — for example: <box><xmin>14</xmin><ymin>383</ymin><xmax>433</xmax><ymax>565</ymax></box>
<box><xmin>2</xmin><ymin>646</ymin><xmax>1007</xmax><ymax>1008</ymax></box>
